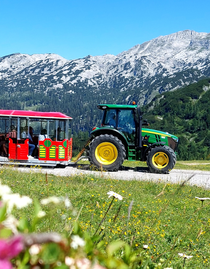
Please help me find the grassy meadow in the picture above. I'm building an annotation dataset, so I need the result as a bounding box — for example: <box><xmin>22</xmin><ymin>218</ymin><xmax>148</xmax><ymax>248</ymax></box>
<box><xmin>1</xmin><ymin>164</ymin><xmax>210</xmax><ymax>268</ymax></box>
<box><xmin>122</xmin><ymin>159</ymin><xmax>210</xmax><ymax>171</ymax></box>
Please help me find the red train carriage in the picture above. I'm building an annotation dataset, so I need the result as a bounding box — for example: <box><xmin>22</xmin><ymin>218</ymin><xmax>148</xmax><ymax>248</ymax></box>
<box><xmin>0</xmin><ymin>109</ymin><xmax>73</xmax><ymax>166</ymax></box>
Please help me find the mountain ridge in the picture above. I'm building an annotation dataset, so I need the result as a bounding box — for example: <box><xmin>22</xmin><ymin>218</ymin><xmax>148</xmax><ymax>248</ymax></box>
<box><xmin>0</xmin><ymin>30</ymin><xmax>210</xmax><ymax>132</ymax></box>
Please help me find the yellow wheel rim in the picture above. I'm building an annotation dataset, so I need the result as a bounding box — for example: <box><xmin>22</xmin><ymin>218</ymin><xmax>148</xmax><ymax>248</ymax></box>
<box><xmin>152</xmin><ymin>152</ymin><xmax>169</xmax><ymax>169</ymax></box>
<box><xmin>95</xmin><ymin>142</ymin><xmax>118</xmax><ymax>165</ymax></box>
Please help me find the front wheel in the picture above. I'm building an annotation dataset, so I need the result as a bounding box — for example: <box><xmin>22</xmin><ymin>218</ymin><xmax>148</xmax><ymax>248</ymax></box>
<box><xmin>89</xmin><ymin>134</ymin><xmax>126</xmax><ymax>171</ymax></box>
<box><xmin>147</xmin><ymin>145</ymin><xmax>176</xmax><ymax>174</ymax></box>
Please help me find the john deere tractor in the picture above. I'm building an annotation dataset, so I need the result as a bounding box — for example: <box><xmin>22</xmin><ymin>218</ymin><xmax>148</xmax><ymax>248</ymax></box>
<box><xmin>88</xmin><ymin>103</ymin><xmax>178</xmax><ymax>173</ymax></box>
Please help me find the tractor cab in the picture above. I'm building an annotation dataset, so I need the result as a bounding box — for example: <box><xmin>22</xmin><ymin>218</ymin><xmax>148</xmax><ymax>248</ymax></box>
<box><xmin>98</xmin><ymin>104</ymin><xmax>138</xmax><ymax>144</ymax></box>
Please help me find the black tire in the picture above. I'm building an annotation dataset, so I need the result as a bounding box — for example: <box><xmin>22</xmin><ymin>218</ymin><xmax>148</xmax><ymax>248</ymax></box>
<box><xmin>147</xmin><ymin>145</ymin><xmax>176</xmax><ymax>174</ymax></box>
<box><xmin>89</xmin><ymin>134</ymin><xmax>126</xmax><ymax>171</ymax></box>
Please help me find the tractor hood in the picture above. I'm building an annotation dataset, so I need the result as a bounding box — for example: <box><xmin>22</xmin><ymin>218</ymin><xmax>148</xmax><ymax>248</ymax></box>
<box><xmin>142</xmin><ymin>128</ymin><xmax>178</xmax><ymax>142</ymax></box>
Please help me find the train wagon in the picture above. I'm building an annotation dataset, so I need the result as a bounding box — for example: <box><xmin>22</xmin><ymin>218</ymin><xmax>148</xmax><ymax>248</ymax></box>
<box><xmin>0</xmin><ymin>109</ymin><xmax>72</xmax><ymax>166</ymax></box>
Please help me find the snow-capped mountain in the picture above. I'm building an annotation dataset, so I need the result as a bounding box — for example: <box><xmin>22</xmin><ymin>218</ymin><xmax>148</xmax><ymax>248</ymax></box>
<box><xmin>0</xmin><ymin>30</ymin><xmax>210</xmax><ymax>111</ymax></box>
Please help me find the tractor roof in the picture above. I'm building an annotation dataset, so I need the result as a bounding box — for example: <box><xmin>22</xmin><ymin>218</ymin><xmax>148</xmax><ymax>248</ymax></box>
<box><xmin>97</xmin><ymin>104</ymin><xmax>137</xmax><ymax>110</ymax></box>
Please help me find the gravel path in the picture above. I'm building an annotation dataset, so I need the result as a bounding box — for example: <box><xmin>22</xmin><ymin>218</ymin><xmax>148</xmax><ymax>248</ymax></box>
<box><xmin>14</xmin><ymin>164</ymin><xmax>210</xmax><ymax>189</ymax></box>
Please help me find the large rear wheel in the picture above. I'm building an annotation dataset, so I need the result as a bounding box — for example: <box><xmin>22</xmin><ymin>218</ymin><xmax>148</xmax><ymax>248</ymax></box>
<box><xmin>89</xmin><ymin>134</ymin><xmax>126</xmax><ymax>171</ymax></box>
<box><xmin>147</xmin><ymin>145</ymin><xmax>176</xmax><ymax>173</ymax></box>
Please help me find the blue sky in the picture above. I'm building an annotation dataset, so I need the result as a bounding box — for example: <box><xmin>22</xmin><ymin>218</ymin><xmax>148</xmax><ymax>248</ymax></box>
<box><xmin>0</xmin><ymin>0</ymin><xmax>209</xmax><ymax>60</ymax></box>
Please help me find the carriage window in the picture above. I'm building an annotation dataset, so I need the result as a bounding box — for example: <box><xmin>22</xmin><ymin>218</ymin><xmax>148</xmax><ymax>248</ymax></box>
<box><xmin>58</xmin><ymin>120</ymin><xmax>65</xmax><ymax>141</ymax></box>
<box><xmin>20</xmin><ymin>119</ymin><xmax>28</xmax><ymax>139</ymax></box>
<box><xmin>49</xmin><ymin>120</ymin><xmax>56</xmax><ymax>140</ymax></box>
<box><xmin>28</xmin><ymin>120</ymin><xmax>39</xmax><ymax>137</ymax></box>
<box><xmin>0</xmin><ymin>118</ymin><xmax>9</xmax><ymax>135</ymax></box>
<box><xmin>48</xmin><ymin>120</ymin><xmax>65</xmax><ymax>141</ymax></box>
<box><xmin>9</xmin><ymin>119</ymin><xmax>17</xmax><ymax>138</ymax></box>
<box><xmin>40</xmin><ymin>120</ymin><xmax>48</xmax><ymax>136</ymax></box>
<box><xmin>29</xmin><ymin>119</ymin><xmax>49</xmax><ymax>141</ymax></box>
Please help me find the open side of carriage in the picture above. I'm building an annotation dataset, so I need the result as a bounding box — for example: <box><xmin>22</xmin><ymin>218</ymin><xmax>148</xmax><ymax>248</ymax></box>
<box><xmin>0</xmin><ymin>109</ymin><xmax>73</xmax><ymax>166</ymax></box>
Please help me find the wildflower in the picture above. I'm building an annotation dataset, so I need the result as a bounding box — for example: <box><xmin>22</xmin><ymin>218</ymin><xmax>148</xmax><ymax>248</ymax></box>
<box><xmin>195</xmin><ymin>197</ymin><xmax>210</xmax><ymax>206</ymax></box>
<box><xmin>2</xmin><ymin>216</ymin><xmax>19</xmax><ymax>234</ymax></box>
<box><xmin>2</xmin><ymin>193</ymin><xmax>32</xmax><ymax>213</ymax></box>
<box><xmin>195</xmin><ymin>197</ymin><xmax>210</xmax><ymax>201</ymax></box>
<box><xmin>37</xmin><ymin>210</ymin><xmax>46</xmax><ymax>218</ymax></box>
<box><xmin>64</xmin><ymin>197</ymin><xmax>72</xmax><ymax>208</ymax></box>
<box><xmin>178</xmin><ymin>253</ymin><xmax>193</xmax><ymax>259</ymax></box>
<box><xmin>70</xmin><ymin>235</ymin><xmax>85</xmax><ymax>249</ymax></box>
<box><xmin>29</xmin><ymin>244</ymin><xmax>41</xmax><ymax>255</ymax></box>
<box><xmin>65</xmin><ymin>257</ymin><xmax>106</xmax><ymax>269</ymax></box>
<box><xmin>143</xmin><ymin>244</ymin><xmax>148</xmax><ymax>249</ymax></box>
<box><xmin>41</xmin><ymin>196</ymin><xmax>61</xmax><ymax>205</ymax></box>
<box><xmin>107</xmin><ymin>191</ymin><xmax>123</xmax><ymax>200</ymax></box>
<box><xmin>0</xmin><ymin>184</ymin><xmax>11</xmax><ymax>196</ymax></box>
<box><xmin>65</xmin><ymin>256</ymin><xmax>74</xmax><ymax>266</ymax></box>
<box><xmin>0</xmin><ymin>235</ymin><xmax>23</xmax><ymax>269</ymax></box>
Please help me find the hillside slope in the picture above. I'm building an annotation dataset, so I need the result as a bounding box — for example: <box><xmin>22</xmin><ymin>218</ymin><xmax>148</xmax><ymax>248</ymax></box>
<box><xmin>142</xmin><ymin>78</ymin><xmax>210</xmax><ymax>160</ymax></box>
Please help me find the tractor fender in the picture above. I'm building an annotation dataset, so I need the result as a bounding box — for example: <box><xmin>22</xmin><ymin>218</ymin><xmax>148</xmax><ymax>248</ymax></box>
<box><xmin>90</xmin><ymin>128</ymin><xmax>129</xmax><ymax>158</ymax></box>
<box><xmin>142</xmin><ymin>142</ymin><xmax>165</xmax><ymax>160</ymax></box>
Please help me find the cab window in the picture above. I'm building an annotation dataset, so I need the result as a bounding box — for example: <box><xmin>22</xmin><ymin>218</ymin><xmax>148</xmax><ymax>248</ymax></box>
<box><xmin>118</xmin><ymin>109</ymin><xmax>136</xmax><ymax>142</ymax></box>
<box><xmin>104</xmin><ymin>109</ymin><xmax>117</xmax><ymax>127</ymax></box>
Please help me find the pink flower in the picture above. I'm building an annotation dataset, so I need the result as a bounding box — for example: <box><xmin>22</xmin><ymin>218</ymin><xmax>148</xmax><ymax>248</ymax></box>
<box><xmin>0</xmin><ymin>235</ymin><xmax>23</xmax><ymax>269</ymax></box>
<box><xmin>0</xmin><ymin>260</ymin><xmax>12</xmax><ymax>269</ymax></box>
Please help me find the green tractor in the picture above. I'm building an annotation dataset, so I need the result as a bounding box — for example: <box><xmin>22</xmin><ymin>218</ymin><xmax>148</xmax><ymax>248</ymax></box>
<box><xmin>88</xmin><ymin>103</ymin><xmax>178</xmax><ymax>173</ymax></box>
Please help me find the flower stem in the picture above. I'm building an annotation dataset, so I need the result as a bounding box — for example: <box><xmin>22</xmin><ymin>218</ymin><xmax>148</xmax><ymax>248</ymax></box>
<box><xmin>94</xmin><ymin>197</ymin><xmax>114</xmax><ymax>236</ymax></box>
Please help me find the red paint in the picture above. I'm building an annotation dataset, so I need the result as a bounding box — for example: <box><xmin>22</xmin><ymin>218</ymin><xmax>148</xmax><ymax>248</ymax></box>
<box><xmin>69</xmin><ymin>138</ymin><xmax>73</xmax><ymax>160</ymax></box>
<box><xmin>8</xmin><ymin>138</ymin><xmax>17</xmax><ymax>159</ymax></box>
<box><xmin>9</xmin><ymin>138</ymin><xmax>29</xmax><ymax>160</ymax></box>
<box><xmin>17</xmin><ymin>139</ymin><xmax>29</xmax><ymax>160</ymax></box>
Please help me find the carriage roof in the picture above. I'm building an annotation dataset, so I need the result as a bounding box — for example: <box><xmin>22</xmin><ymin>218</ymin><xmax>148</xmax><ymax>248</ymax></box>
<box><xmin>0</xmin><ymin>109</ymin><xmax>72</xmax><ymax>120</ymax></box>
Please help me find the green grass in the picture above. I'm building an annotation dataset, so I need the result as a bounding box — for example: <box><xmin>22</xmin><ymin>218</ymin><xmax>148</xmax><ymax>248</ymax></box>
<box><xmin>77</xmin><ymin>159</ymin><xmax>210</xmax><ymax>171</ymax></box>
<box><xmin>175</xmin><ymin>160</ymin><xmax>210</xmax><ymax>171</ymax></box>
<box><xmin>1</xmin><ymin>167</ymin><xmax>210</xmax><ymax>268</ymax></box>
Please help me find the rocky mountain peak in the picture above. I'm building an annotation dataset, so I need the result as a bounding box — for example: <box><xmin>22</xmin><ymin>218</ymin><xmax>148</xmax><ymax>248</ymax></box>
<box><xmin>0</xmin><ymin>30</ymin><xmax>210</xmax><ymax>107</ymax></box>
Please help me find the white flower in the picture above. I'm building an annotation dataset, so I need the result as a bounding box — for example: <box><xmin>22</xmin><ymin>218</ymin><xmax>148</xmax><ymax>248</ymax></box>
<box><xmin>143</xmin><ymin>244</ymin><xmax>148</xmax><ymax>249</ymax></box>
<box><xmin>107</xmin><ymin>191</ymin><xmax>123</xmax><ymax>200</ymax></box>
<box><xmin>65</xmin><ymin>257</ymin><xmax>75</xmax><ymax>266</ymax></box>
<box><xmin>0</xmin><ymin>184</ymin><xmax>12</xmax><ymax>196</ymax></box>
<box><xmin>195</xmin><ymin>197</ymin><xmax>210</xmax><ymax>201</ymax></box>
<box><xmin>37</xmin><ymin>210</ymin><xmax>46</xmax><ymax>218</ymax></box>
<box><xmin>2</xmin><ymin>215</ymin><xmax>19</xmax><ymax>234</ymax></box>
<box><xmin>65</xmin><ymin>257</ymin><xmax>106</xmax><ymax>269</ymax></box>
<box><xmin>2</xmin><ymin>193</ymin><xmax>32</xmax><ymax>213</ymax></box>
<box><xmin>70</xmin><ymin>235</ymin><xmax>85</xmax><ymax>249</ymax></box>
<box><xmin>64</xmin><ymin>197</ymin><xmax>72</xmax><ymax>208</ymax></box>
<box><xmin>16</xmin><ymin>195</ymin><xmax>32</xmax><ymax>209</ymax></box>
<box><xmin>41</xmin><ymin>196</ymin><xmax>61</xmax><ymax>205</ymax></box>
<box><xmin>29</xmin><ymin>244</ymin><xmax>41</xmax><ymax>255</ymax></box>
<box><xmin>178</xmin><ymin>253</ymin><xmax>193</xmax><ymax>259</ymax></box>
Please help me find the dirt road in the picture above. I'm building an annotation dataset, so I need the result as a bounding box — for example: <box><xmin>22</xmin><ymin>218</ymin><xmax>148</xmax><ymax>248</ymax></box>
<box><xmin>16</xmin><ymin>164</ymin><xmax>210</xmax><ymax>189</ymax></box>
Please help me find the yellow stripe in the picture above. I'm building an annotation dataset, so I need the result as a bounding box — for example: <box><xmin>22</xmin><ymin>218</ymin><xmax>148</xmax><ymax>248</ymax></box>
<box><xmin>49</xmin><ymin>146</ymin><xmax>56</xmax><ymax>158</ymax></box>
<box><xmin>142</xmin><ymin>130</ymin><xmax>170</xmax><ymax>137</ymax></box>
<box><xmin>59</xmin><ymin>146</ymin><xmax>65</xmax><ymax>158</ymax></box>
<box><xmin>39</xmin><ymin>145</ymin><xmax>46</xmax><ymax>158</ymax></box>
